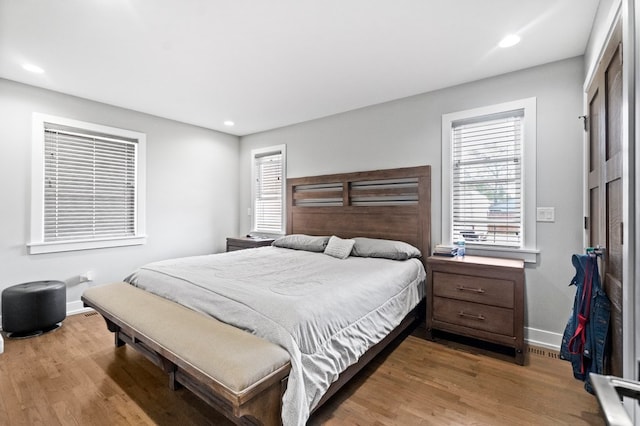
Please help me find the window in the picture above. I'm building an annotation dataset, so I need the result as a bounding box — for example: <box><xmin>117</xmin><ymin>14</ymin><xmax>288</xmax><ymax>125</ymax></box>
<box><xmin>442</xmin><ymin>98</ymin><xmax>538</xmax><ymax>262</ymax></box>
<box><xmin>251</xmin><ymin>145</ymin><xmax>286</xmax><ymax>235</ymax></box>
<box><xmin>453</xmin><ymin>112</ymin><xmax>523</xmax><ymax>246</ymax></box>
<box><xmin>29</xmin><ymin>113</ymin><xmax>146</xmax><ymax>254</ymax></box>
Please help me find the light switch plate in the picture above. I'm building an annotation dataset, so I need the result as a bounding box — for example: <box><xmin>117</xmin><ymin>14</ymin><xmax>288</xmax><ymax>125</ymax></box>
<box><xmin>536</xmin><ymin>207</ymin><xmax>555</xmax><ymax>222</ymax></box>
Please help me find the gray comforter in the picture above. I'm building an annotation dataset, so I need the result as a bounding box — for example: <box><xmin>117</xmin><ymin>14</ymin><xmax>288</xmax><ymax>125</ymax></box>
<box><xmin>125</xmin><ymin>246</ymin><xmax>425</xmax><ymax>425</ymax></box>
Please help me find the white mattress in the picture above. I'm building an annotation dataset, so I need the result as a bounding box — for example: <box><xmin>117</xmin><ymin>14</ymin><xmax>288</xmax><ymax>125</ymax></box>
<box><xmin>125</xmin><ymin>246</ymin><xmax>425</xmax><ymax>425</ymax></box>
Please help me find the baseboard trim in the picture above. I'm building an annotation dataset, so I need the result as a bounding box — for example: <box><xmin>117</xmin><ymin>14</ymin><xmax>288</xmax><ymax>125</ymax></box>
<box><xmin>525</xmin><ymin>326</ymin><xmax>562</xmax><ymax>351</ymax></box>
<box><xmin>66</xmin><ymin>300</ymin><xmax>93</xmax><ymax>316</ymax></box>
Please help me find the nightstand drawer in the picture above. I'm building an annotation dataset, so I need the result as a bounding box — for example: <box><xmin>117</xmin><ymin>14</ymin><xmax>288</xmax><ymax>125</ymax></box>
<box><xmin>433</xmin><ymin>271</ymin><xmax>514</xmax><ymax>308</ymax></box>
<box><xmin>433</xmin><ymin>297</ymin><xmax>514</xmax><ymax>336</ymax></box>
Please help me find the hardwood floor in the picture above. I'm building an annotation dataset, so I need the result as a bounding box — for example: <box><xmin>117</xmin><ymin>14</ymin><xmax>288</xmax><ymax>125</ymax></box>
<box><xmin>0</xmin><ymin>312</ymin><xmax>602</xmax><ymax>425</ymax></box>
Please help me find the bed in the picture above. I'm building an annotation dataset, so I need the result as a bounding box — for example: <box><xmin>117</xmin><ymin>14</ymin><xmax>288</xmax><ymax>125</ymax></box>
<box><xmin>84</xmin><ymin>165</ymin><xmax>431</xmax><ymax>425</ymax></box>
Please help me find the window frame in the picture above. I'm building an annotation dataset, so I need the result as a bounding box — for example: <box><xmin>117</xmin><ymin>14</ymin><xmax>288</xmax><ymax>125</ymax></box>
<box><xmin>250</xmin><ymin>144</ymin><xmax>286</xmax><ymax>236</ymax></box>
<box><xmin>441</xmin><ymin>98</ymin><xmax>538</xmax><ymax>263</ymax></box>
<box><xmin>29</xmin><ymin>113</ymin><xmax>147</xmax><ymax>254</ymax></box>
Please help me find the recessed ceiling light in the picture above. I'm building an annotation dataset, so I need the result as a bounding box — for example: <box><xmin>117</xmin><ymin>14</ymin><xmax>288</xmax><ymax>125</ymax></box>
<box><xmin>224</xmin><ymin>120</ymin><xmax>235</xmax><ymax>126</ymax></box>
<box><xmin>499</xmin><ymin>34</ymin><xmax>521</xmax><ymax>48</ymax></box>
<box><xmin>22</xmin><ymin>63</ymin><xmax>45</xmax><ymax>74</ymax></box>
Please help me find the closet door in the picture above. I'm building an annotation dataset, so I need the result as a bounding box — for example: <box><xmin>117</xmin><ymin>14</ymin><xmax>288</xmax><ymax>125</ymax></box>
<box><xmin>586</xmin><ymin>20</ymin><xmax>623</xmax><ymax>377</ymax></box>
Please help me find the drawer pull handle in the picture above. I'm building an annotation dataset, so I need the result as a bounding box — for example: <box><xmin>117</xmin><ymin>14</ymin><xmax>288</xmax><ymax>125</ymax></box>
<box><xmin>458</xmin><ymin>311</ymin><xmax>485</xmax><ymax>321</ymax></box>
<box><xmin>456</xmin><ymin>286</ymin><xmax>485</xmax><ymax>294</ymax></box>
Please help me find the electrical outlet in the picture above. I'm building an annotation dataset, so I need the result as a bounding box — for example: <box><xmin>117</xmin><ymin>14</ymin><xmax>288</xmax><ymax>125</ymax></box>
<box><xmin>79</xmin><ymin>271</ymin><xmax>94</xmax><ymax>282</ymax></box>
<box><xmin>536</xmin><ymin>207</ymin><xmax>555</xmax><ymax>222</ymax></box>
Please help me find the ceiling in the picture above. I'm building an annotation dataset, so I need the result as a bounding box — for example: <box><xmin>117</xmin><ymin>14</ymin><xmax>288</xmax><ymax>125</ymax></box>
<box><xmin>0</xmin><ymin>0</ymin><xmax>600</xmax><ymax>136</ymax></box>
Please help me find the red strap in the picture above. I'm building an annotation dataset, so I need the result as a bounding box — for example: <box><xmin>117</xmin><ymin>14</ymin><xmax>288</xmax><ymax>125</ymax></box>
<box><xmin>567</xmin><ymin>314</ymin><xmax>588</xmax><ymax>373</ymax></box>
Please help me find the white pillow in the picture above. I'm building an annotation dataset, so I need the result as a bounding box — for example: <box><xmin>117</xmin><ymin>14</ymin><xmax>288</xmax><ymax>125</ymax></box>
<box><xmin>323</xmin><ymin>235</ymin><xmax>355</xmax><ymax>259</ymax></box>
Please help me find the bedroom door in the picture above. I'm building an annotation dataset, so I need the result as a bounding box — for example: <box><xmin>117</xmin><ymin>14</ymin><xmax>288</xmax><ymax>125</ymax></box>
<box><xmin>585</xmin><ymin>19</ymin><xmax>623</xmax><ymax>377</ymax></box>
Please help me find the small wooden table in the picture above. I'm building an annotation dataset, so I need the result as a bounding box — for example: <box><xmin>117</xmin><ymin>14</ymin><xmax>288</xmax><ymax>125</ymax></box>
<box><xmin>226</xmin><ymin>236</ymin><xmax>275</xmax><ymax>252</ymax></box>
<box><xmin>426</xmin><ymin>255</ymin><xmax>525</xmax><ymax>365</ymax></box>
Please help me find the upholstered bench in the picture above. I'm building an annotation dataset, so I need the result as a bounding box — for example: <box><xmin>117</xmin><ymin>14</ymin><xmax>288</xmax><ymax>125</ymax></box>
<box><xmin>82</xmin><ymin>282</ymin><xmax>291</xmax><ymax>426</ymax></box>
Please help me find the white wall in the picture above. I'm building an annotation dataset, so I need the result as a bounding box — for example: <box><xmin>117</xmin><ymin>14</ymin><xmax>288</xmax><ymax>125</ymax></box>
<box><xmin>240</xmin><ymin>57</ymin><xmax>586</xmax><ymax>349</ymax></box>
<box><xmin>0</xmin><ymin>78</ymin><xmax>240</xmax><ymax>314</ymax></box>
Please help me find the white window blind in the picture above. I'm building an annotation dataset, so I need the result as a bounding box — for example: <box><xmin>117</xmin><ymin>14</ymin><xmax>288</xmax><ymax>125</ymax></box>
<box><xmin>452</xmin><ymin>111</ymin><xmax>523</xmax><ymax>248</ymax></box>
<box><xmin>43</xmin><ymin>125</ymin><xmax>137</xmax><ymax>242</ymax></box>
<box><xmin>253</xmin><ymin>149</ymin><xmax>284</xmax><ymax>234</ymax></box>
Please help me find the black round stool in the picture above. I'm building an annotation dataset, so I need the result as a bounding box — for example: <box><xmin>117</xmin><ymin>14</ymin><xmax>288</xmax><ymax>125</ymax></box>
<box><xmin>1</xmin><ymin>281</ymin><xmax>66</xmax><ymax>338</ymax></box>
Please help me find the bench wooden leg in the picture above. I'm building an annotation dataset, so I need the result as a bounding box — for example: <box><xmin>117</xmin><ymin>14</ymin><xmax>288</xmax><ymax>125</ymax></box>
<box><xmin>236</xmin><ymin>379</ymin><xmax>284</xmax><ymax>426</ymax></box>
<box><xmin>159</xmin><ymin>358</ymin><xmax>182</xmax><ymax>391</ymax></box>
<box><xmin>114</xmin><ymin>331</ymin><xmax>125</xmax><ymax>348</ymax></box>
<box><xmin>101</xmin><ymin>317</ymin><xmax>125</xmax><ymax>347</ymax></box>
<box><xmin>168</xmin><ymin>371</ymin><xmax>183</xmax><ymax>391</ymax></box>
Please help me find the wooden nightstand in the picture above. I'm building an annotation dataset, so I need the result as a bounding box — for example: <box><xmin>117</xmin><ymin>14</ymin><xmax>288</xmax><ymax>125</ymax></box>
<box><xmin>426</xmin><ymin>255</ymin><xmax>525</xmax><ymax>365</ymax></box>
<box><xmin>226</xmin><ymin>236</ymin><xmax>275</xmax><ymax>252</ymax></box>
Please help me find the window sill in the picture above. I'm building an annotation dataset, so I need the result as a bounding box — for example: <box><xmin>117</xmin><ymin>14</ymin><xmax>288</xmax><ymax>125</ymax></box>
<box><xmin>464</xmin><ymin>245</ymin><xmax>539</xmax><ymax>264</ymax></box>
<box><xmin>28</xmin><ymin>236</ymin><xmax>147</xmax><ymax>254</ymax></box>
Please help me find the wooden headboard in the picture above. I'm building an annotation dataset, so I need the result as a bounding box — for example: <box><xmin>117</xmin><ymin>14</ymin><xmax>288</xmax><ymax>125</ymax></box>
<box><xmin>286</xmin><ymin>166</ymin><xmax>431</xmax><ymax>259</ymax></box>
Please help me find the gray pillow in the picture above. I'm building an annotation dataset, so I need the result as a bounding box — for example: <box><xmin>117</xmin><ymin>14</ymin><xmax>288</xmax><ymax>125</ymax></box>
<box><xmin>351</xmin><ymin>237</ymin><xmax>422</xmax><ymax>260</ymax></box>
<box><xmin>272</xmin><ymin>234</ymin><xmax>330</xmax><ymax>252</ymax></box>
<box><xmin>323</xmin><ymin>235</ymin><xmax>355</xmax><ymax>259</ymax></box>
